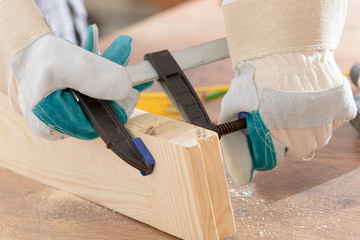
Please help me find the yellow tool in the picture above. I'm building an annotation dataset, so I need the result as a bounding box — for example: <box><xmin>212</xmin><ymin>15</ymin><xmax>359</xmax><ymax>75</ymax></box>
<box><xmin>137</xmin><ymin>85</ymin><xmax>230</xmax><ymax>118</ymax></box>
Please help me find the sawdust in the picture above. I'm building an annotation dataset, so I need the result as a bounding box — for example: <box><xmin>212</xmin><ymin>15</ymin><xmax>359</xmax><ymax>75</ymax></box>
<box><xmin>0</xmin><ymin>186</ymin><xmax>147</xmax><ymax>239</ymax></box>
<box><xmin>225</xmin><ymin>182</ymin><xmax>345</xmax><ymax>239</ymax></box>
<box><xmin>46</xmin><ymin>188</ymin><xmax>85</xmax><ymax>202</ymax></box>
<box><xmin>27</xmin><ymin>188</ymin><xmax>129</xmax><ymax>223</ymax></box>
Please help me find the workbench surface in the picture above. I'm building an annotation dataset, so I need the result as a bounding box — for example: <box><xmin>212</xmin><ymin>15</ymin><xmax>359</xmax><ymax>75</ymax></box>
<box><xmin>1</xmin><ymin>0</ymin><xmax>360</xmax><ymax>239</ymax></box>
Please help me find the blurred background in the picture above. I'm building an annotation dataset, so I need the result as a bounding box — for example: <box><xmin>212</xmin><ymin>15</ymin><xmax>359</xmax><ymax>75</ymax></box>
<box><xmin>83</xmin><ymin>0</ymin><xmax>190</xmax><ymax>37</ymax></box>
<box><xmin>84</xmin><ymin>0</ymin><xmax>227</xmax><ymax>121</ymax></box>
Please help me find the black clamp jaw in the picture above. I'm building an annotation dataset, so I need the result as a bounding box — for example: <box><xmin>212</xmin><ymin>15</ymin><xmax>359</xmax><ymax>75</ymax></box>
<box><xmin>144</xmin><ymin>50</ymin><xmax>246</xmax><ymax>138</ymax></box>
<box><xmin>70</xmin><ymin>89</ymin><xmax>155</xmax><ymax>176</ymax></box>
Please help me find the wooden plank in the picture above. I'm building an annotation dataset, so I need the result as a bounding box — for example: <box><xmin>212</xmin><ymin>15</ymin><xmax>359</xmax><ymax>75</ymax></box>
<box><xmin>0</xmin><ymin>93</ymin><xmax>235</xmax><ymax>239</ymax></box>
<box><xmin>198</xmin><ymin>137</ymin><xmax>236</xmax><ymax>239</ymax></box>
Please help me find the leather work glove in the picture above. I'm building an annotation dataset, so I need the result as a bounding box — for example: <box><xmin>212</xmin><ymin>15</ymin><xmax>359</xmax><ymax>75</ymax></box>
<box><xmin>220</xmin><ymin>0</ymin><xmax>357</xmax><ymax>185</ymax></box>
<box><xmin>30</xmin><ymin>25</ymin><xmax>153</xmax><ymax>140</ymax></box>
<box><xmin>0</xmin><ymin>0</ymin><xmax>151</xmax><ymax>140</ymax></box>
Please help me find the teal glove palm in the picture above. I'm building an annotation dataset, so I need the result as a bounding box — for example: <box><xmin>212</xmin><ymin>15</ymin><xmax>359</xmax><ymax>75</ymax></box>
<box><xmin>32</xmin><ymin>25</ymin><xmax>152</xmax><ymax>140</ymax></box>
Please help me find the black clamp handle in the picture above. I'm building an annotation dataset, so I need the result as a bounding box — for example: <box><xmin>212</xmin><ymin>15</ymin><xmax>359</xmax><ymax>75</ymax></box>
<box><xmin>69</xmin><ymin>89</ymin><xmax>155</xmax><ymax>176</ymax></box>
<box><xmin>144</xmin><ymin>50</ymin><xmax>246</xmax><ymax>138</ymax></box>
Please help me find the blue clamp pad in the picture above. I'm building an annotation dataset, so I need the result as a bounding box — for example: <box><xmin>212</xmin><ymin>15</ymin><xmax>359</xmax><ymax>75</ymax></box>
<box><xmin>133</xmin><ymin>138</ymin><xmax>155</xmax><ymax>176</ymax></box>
<box><xmin>238</xmin><ymin>112</ymin><xmax>249</xmax><ymax>136</ymax></box>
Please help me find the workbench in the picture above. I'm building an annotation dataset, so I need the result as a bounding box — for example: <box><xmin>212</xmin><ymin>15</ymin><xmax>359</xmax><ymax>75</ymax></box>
<box><xmin>1</xmin><ymin>0</ymin><xmax>360</xmax><ymax>239</ymax></box>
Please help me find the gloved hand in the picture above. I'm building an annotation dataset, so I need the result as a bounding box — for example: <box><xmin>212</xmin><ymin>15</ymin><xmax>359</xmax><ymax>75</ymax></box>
<box><xmin>220</xmin><ymin>0</ymin><xmax>357</xmax><ymax>185</ymax></box>
<box><xmin>0</xmin><ymin>0</ymin><xmax>151</xmax><ymax>140</ymax></box>
<box><xmin>28</xmin><ymin>25</ymin><xmax>152</xmax><ymax>140</ymax></box>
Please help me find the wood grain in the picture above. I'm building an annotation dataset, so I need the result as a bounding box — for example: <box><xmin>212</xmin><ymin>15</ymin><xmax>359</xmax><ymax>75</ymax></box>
<box><xmin>0</xmin><ymin>92</ymin><xmax>234</xmax><ymax>239</ymax></box>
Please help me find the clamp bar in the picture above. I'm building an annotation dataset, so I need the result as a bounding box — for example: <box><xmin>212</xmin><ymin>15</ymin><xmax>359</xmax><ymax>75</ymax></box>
<box><xmin>127</xmin><ymin>38</ymin><xmax>229</xmax><ymax>86</ymax></box>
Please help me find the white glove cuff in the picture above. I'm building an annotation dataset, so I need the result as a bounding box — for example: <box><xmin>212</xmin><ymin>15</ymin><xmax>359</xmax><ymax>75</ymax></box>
<box><xmin>0</xmin><ymin>0</ymin><xmax>52</xmax><ymax>62</ymax></box>
<box><xmin>0</xmin><ymin>0</ymin><xmax>52</xmax><ymax>95</ymax></box>
<box><xmin>248</xmin><ymin>51</ymin><xmax>345</xmax><ymax>91</ymax></box>
<box><xmin>223</xmin><ymin>0</ymin><xmax>347</xmax><ymax>67</ymax></box>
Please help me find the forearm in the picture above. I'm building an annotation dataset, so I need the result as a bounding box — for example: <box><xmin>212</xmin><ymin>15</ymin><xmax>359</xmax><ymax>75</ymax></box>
<box><xmin>0</xmin><ymin>0</ymin><xmax>51</xmax><ymax>95</ymax></box>
<box><xmin>222</xmin><ymin>0</ymin><xmax>346</xmax><ymax>68</ymax></box>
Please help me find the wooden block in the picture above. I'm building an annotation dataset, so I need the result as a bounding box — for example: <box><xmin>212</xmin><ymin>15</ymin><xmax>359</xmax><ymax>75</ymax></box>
<box><xmin>0</xmin><ymin>94</ymin><xmax>235</xmax><ymax>239</ymax></box>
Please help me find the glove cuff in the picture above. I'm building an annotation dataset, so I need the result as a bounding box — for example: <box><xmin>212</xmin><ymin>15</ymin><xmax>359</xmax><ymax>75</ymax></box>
<box><xmin>248</xmin><ymin>51</ymin><xmax>344</xmax><ymax>91</ymax></box>
<box><xmin>223</xmin><ymin>0</ymin><xmax>346</xmax><ymax>68</ymax></box>
<box><xmin>0</xmin><ymin>0</ymin><xmax>52</xmax><ymax>95</ymax></box>
<box><xmin>0</xmin><ymin>0</ymin><xmax>52</xmax><ymax>64</ymax></box>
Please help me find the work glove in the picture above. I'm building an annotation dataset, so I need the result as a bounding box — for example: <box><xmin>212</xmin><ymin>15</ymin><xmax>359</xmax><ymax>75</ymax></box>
<box><xmin>29</xmin><ymin>25</ymin><xmax>152</xmax><ymax>140</ymax></box>
<box><xmin>0</xmin><ymin>0</ymin><xmax>151</xmax><ymax>140</ymax></box>
<box><xmin>220</xmin><ymin>0</ymin><xmax>357</xmax><ymax>185</ymax></box>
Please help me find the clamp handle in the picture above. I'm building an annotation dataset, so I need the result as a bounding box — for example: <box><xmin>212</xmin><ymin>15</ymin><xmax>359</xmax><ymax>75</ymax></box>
<box><xmin>144</xmin><ymin>50</ymin><xmax>219</xmax><ymax>133</ymax></box>
<box><xmin>144</xmin><ymin>50</ymin><xmax>246</xmax><ymax>137</ymax></box>
<box><xmin>69</xmin><ymin>89</ymin><xmax>154</xmax><ymax>176</ymax></box>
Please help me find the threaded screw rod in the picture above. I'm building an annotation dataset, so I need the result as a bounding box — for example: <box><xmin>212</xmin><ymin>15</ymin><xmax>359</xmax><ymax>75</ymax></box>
<box><xmin>216</xmin><ymin>119</ymin><xmax>247</xmax><ymax>138</ymax></box>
